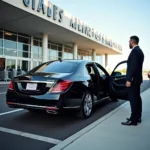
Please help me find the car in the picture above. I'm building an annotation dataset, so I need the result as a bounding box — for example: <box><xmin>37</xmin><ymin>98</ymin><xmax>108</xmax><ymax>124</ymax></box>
<box><xmin>6</xmin><ymin>59</ymin><xmax>128</xmax><ymax>119</ymax></box>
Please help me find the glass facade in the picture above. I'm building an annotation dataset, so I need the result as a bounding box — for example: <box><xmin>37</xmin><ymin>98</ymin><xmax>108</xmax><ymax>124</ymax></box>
<box><xmin>0</xmin><ymin>27</ymin><xmax>103</xmax><ymax>73</ymax></box>
<box><xmin>64</xmin><ymin>47</ymin><xmax>73</xmax><ymax>59</ymax></box>
<box><xmin>33</xmin><ymin>38</ymin><xmax>42</xmax><ymax>60</ymax></box>
<box><xmin>48</xmin><ymin>43</ymin><xmax>62</xmax><ymax>60</ymax></box>
<box><xmin>96</xmin><ymin>55</ymin><xmax>103</xmax><ymax>66</ymax></box>
<box><xmin>78</xmin><ymin>50</ymin><xmax>92</xmax><ymax>60</ymax></box>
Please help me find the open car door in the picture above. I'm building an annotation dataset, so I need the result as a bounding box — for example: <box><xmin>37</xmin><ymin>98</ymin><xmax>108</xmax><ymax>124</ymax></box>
<box><xmin>109</xmin><ymin>60</ymin><xmax>128</xmax><ymax>100</ymax></box>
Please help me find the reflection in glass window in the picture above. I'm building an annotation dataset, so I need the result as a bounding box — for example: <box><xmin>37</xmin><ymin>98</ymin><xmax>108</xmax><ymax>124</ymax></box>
<box><xmin>51</xmin><ymin>44</ymin><xmax>57</xmax><ymax>50</ymax></box>
<box><xmin>18</xmin><ymin>43</ymin><xmax>30</xmax><ymax>52</ymax></box>
<box><xmin>0</xmin><ymin>39</ymin><xmax>3</xmax><ymax>47</ymax></box>
<box><xmin>18</xmin><ymin>36</ymin><xmax>30</xmax><ymax>44</ymax></box>
<box><xmin>6</xmin><ymin>59</ymin><xmax>16</xmax><ymax>70</ymax></box>
<box><xmin>33</xmin><ymin>46</ymin><xmax>39</xmax><ymax>54</ymax></box>
<box><xmin>49</xmin><ymin>56</ymin><xmax>57</xmax><ymax>61</ymax></box>
<box><xmin>33</xmin><ymin>53</ymin><xmax>39</xmax><ymax>59</ymax></box>
<box><xmin>68</xmin><ymin>53</ymin><xmax>73</xmax><ymax>59</ymax></box>
<box><xmin>39</xmin><ymin>47</ymin><xmax>42</xmax><ymax>55</ymax></box>
<box><xmin>17</xmin><ymin>60</ymin><xmax>21</xmax><ymax>69</ymax></box>
<box><xmin>50</xmin><ymin>49</ymin><xmax>58</xmax><ymax>58</ymax></box>
<box><xmin>18</xmin><ymin>33</ymin><xmax>30</xmax><ymax>38</ymax></box>
<box><xmin>0</xmin><ymin>31</ymin><xmax>3</xmax><ymax>38</ymax></box>
<box><xmin>22</xmin><ymin>60</ymin><xmax>28</xmax><ymax>72</ymax></box>
<box><xmin>33</xmin><ymin>61</ymin><xmax>38</xmax><ymax>68</ymax></box>
<box><xmin>18</xmin><ymin>51</ymin><xmax>29</xmax><ymax>58</ymax></box>
<box><xmin>64</xmin><ymin>52</ymin><xmax>68</xmax><ymax>59</ymax></box>
<box><xmin>0</xmin><ymin>48</ymin><xmax>3</xmax><ymax>55</ymax></box>
<box><xmin>33</xmin><ymin>40</ymin><xmax>39</xmax><ymax>46</ymax></box>
<box><xmin>58</xmin><ymin>46</ymin><xmax>62</xmax><ymax>51</ymax></box>
<box><xmin>40</xmin><ymin>42</ymin><xmax>42</xmax><ymax>47</ymax></box>
<box><xmin>4</xmin><ymin>49</ymin><xmax>17</xmax><ymax>56</ymax></box>
<box><xmin>4</xmin><ymin>32</ymin><xmax>17</xmax><ymax>41</ymax></box>
<box><xmin>4</xmin><ymin>40</ymin><xmax>17</xmax><ymax>49</ymax></box>
<box><xmin>39</xmin><ymin>47</ymin><xmax>42</xmax><ymax>59</ymax></box>
<box><xmin>58</xmin><ymin>51</ymin><xmax>62</xmax><ymax>58</ymax></box>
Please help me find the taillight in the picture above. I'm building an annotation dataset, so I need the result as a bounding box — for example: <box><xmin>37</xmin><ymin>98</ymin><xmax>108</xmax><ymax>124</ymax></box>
<box><xmin>8</xmin><ymin>81</ymin><xmax>14</xmax><ymax>90</ymax></box>
<box><xmin>51</xmin><ymin>80</ymin><xmax>72</xmax><ymax>93</ymax></box>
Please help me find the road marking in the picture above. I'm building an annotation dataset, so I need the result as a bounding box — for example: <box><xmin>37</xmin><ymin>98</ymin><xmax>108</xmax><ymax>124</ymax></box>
<box><xmin>0</xmin><ymin>127</ymin><xmax>62</xmax><ymax>145</ymax></box>
<box><xmin>0</xmin><ymin>109</ymin><xmax>23</xmax><ymax>116</ymax></box>
<box><xmin>0</xmin><ymin>92</ymin><xmax>6</xmax><ymax>95</ymax></box>
<box><xmin>50</xmin><ymin>88</ymin><xmax>150</xmax><ymax>150</ymax></box>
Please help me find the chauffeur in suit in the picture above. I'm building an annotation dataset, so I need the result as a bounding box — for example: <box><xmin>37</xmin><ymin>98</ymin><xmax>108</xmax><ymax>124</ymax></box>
<box><xmin>122</xmin><ymin>36</ymin><xmax>144</xmax><ymax>126</ymax></box>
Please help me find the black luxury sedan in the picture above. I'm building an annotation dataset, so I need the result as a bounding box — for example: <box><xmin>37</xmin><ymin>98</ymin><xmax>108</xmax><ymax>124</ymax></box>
<box><xmin>6</xmin><ymin>59</ymin><xmax>128</xmax><ymax>119</ymax></box>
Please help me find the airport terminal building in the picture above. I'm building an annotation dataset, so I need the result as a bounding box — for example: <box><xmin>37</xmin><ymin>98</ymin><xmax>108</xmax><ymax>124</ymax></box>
<box><xmin>0</xmin><ymin>0</ymin><xmax>122</xmax><ymax>72</ymax></box>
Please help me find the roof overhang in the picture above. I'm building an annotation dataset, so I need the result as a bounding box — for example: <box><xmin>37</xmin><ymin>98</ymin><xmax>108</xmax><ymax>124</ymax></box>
<box><xmin>0</xmin><ymin>0</ymin><xmax>122</xmax><ymax>55</ymax></box>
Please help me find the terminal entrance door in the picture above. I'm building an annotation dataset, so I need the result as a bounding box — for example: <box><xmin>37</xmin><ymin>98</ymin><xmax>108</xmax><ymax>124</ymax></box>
<box><xmin>6</xmin><ymin>58</ymin><xmax>16</xmax><ymax>70</ymax></box>
<box><xmin>17</xmin><ymin>60</ymin><xmax>29</xmax><ymax>73</ymax></box>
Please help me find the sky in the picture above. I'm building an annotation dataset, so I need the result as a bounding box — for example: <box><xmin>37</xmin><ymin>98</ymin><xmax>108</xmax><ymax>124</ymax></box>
<box><xmin>51</xmin><ymin>0</ymin><xmax>150</xmax><ymax>70</ymax></box>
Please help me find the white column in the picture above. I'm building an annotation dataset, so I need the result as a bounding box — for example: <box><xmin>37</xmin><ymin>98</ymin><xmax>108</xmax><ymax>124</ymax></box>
<box><xmin>92</xmin><ymin>49</ymin><xmax>96</xmax><ymax>61</ymax></box>
<box><xmin>42</xmin><ymin>34</ymin><xmax>48</xmax><ymax>62</ymax></box>
<box><xmin>30</xmin><ymin>36</ymin><xmax>33</xmax><ymax>69</ymax></box>
<box><xmin>73</xmin><ymin>43</ymin><xmax>78</xmax><ymax>59</ymax></box>
<box><xmin>62</xmin><ymin>45</ymin><xmax>65</xmax><ymax>59</ymax></box>
<box><xmin>105</xmin><ymin>54</ymin><xmax>108</xmax><ymax>69</ymax></box>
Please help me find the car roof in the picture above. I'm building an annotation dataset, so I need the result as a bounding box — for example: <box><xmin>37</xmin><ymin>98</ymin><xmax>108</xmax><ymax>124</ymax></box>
<box><xmin>46</xmin><ymin>59</ymin><xmax>93</xmax><ymax>64</ymax></box>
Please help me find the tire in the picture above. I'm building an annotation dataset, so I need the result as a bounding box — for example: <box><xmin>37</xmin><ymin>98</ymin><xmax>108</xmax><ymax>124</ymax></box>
<box><xmin>110</xmin><ymin>95</ymin><xmax>118</xmax><ymax>102</ymax></box>
<box><xmin>77</xmin><ymin>92</ymin><xmax>93</xmax><ymax>119</ymax></box>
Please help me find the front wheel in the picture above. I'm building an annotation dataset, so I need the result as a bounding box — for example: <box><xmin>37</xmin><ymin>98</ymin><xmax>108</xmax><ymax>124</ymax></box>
<box><xmin>78</xmin><ymin>92</ymin><xmax>93</xmax><ymax>119</ymax></box>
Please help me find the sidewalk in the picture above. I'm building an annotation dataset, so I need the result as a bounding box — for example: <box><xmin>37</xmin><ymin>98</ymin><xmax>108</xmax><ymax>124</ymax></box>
<box><xmin>51</xmin><ymin>88</ymin><xmax>150</xmax><ymax>150</ymax></box>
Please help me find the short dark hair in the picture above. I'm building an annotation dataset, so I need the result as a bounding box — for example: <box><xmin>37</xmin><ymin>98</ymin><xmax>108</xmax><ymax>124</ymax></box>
<box><xmin>130</xmin><ymin>36</ymin><xmax>139</xmax><ymax>44</ymax></box>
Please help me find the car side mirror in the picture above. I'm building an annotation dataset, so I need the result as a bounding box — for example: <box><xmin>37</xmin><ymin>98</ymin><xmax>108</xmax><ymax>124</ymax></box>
<box><xmin>112</xmin><ymin>71</ymin><xmax>122</xmax><ymax>76</ymax></box>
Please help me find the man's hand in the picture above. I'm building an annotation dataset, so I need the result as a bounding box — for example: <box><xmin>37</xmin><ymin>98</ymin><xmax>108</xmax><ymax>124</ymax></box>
<box><xmin>126</xmin><ymin>81</ymin><xmax>131</xmax><ymax>87</ymax></box>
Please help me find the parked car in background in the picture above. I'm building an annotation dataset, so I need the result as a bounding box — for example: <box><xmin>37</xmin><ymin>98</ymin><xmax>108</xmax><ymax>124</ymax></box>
<box><xmin>6</xmin><ymin>59</ymin><xmax>128</xmax><ymax>119</ymax></box>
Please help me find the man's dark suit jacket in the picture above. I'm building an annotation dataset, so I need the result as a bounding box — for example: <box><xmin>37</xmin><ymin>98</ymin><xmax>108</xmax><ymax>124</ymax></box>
<box><xmin>126</xmin><ymin>46</ymin><xmax>144</xmax><ymax>83</ymax></box>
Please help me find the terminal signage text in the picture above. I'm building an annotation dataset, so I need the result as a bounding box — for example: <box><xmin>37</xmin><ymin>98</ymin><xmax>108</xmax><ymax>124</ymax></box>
<box><xmin>70</xmin><ymin>17</ymin><xmax>122</xmax><ymax>51</ymax></box>
<box><xmin>23</xmin><ymin>0</ymin><xmax>64</xmax><ymax>23</ymax></box>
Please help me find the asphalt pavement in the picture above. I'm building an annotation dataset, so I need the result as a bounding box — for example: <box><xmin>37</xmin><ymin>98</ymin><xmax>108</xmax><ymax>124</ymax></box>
<box><xmin>0</xmin><ymin>80</ymin><xmax>150</xmax><ymax>150</ymax></box>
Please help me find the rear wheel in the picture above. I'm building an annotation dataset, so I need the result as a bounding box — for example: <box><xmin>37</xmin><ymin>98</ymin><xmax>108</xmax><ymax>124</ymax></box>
<box><xmin>78</xmin><ymin>92</ymin><xmax>93</xmax><ymax>119</ymax></box>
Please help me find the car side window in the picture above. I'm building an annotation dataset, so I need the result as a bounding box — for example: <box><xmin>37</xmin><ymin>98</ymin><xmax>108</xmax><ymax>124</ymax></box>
<box><xmin>96</xmin><ymin>65</ymin><xmax>106</xmax><ymax>76</ymax></box>
<box><xmin>112</xmin><ymin>62</ymin><xmax>127</xmax><ymax>76</ymax></box>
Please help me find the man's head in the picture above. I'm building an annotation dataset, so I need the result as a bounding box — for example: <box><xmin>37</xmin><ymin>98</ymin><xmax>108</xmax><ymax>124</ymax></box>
<box><xmin>129</xmin><ymin>36</ymin><xmax>139</xmax><ymax>49</ymax></box>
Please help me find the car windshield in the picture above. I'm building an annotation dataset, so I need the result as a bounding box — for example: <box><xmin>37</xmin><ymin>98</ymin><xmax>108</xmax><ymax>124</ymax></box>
<box><xmin>30</xmin><ymin>61</ymin><xmax>78</xmax><ymax>74</ymax></box>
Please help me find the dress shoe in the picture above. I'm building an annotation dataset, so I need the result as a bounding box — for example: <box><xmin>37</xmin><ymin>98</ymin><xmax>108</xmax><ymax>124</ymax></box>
<box><xmin>121</xmin><ymin>120</ymin><xmax>137</xmax><ymax>126</ymax></box>
<box><xmin>126</xmin><ymin>118</ymin><xmax>141</xmax><ymax>123</ymax></box>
